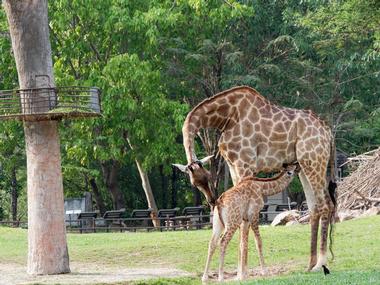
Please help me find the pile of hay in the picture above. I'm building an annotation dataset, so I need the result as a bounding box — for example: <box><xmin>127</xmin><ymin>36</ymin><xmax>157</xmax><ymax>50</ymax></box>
<box><xmin>337</xmin><ymin>147</ymin><xmax>380</xmax><ymax>211</ymax></box>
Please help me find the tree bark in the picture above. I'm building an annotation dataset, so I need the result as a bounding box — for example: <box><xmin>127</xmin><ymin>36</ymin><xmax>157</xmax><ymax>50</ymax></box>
<box><xmin>89</xmin><ymin>177</ymin><xmax>106</xmax><ymax>215</ymax></box>
<box><xmin>135</xmin><ymin>159</ymin><xmax>159</xmax><ymax>227</ymax></box>
<box><xmin>193</xmin><ymin>186</ymin><xmax>202</xmax><ymax>206</ymax></box>
<box><xmin>11</xmin><ymin>167</ymin><xmax>18</xmax><ymax>225</ymax></box>
<box><xmin>4</xmin><ymin>0</ymin><xmax>70</xmax><ymax>275</ymax></box>
<box><xmin>101</xmin><ymin>160</ymin><xmax>125</xmax><ymax>210</ymax></box>
<box><xmin>171</xmin><ymin>167</ymin><xmax>177</xmax><ymax>208</ymax></box>
<box><xmin>159</xmin><ymin>165</ymin><xmax>168</xmax><ymax>209</ymax></box>
<box><xmin>224</xmin><ymin>162</ymin><xmax>230</xmax><ymax>191</ymax></box>
<box><xmin>126</xmin><ymin>137</ymin><xmax>159</xmax><ymax>227</ymax></box>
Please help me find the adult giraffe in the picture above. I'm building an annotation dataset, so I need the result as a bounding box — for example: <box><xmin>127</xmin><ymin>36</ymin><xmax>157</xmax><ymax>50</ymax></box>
<box><xmin>174</xmin><ymin>86</ymin><xmax>336</xmax><ymax>272</ymax></box>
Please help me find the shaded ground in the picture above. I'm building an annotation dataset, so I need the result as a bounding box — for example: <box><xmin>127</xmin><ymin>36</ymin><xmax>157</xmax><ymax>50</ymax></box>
<box><xmin>0</xmin><ymin>262</ymin><xmax>191</xmax><ymax>285</ymax></box>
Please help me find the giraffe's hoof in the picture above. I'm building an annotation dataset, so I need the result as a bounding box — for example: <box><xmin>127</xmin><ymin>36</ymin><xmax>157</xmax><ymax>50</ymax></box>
<box><xmin>308</xmin><ymin>258</ymin><xmax>318</xmax><ymax>271</ymax></box>
<box><xmin>201</xmin><ymin>275</ymin><xmax>209</xmax><ymax>283</ymax></box>
<box><xmin>307</xmin><ymin>263</ymin><xmax>317</xmax><ymax>272</ymax></box>
<box><xmin>217</xmin><ymin>275</ymin><xmax>224</xmax><ymax>282</ymax></box>
<box><xmin>311</xmin><ymin>264</ymin><xmax>323</xmax><ymax>272</ymax></box>
<box><xmin>235</xmin><ymin>273</ymin><xmax>247</xmax><ymax>280</ymax></box>
<box><xmin>260</xmin><ymin>267</ymin><xmax>268</xmax><ymax>275</ymax></box>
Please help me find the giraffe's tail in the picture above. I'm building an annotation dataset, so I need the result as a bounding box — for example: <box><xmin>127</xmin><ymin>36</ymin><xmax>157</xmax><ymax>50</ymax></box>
<box><xmin>328</xmin><ymin>135</ymin><xmax>338</xmax><ymax>261</ymax></box>
<box><xmin>328</xmin><ymin>180</ymin><xmax>337</xmax><ymax>261</ymax></box>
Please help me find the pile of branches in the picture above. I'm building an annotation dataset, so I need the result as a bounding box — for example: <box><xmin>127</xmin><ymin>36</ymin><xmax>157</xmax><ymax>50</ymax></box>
<box><xmin>337</xmin><ymin>147</ymin><xmax>380</xmax><ymax>210</ymax></box>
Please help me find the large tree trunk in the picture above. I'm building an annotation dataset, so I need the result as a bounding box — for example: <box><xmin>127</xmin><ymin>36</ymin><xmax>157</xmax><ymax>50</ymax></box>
<box><xmin>101</xmin><ymin>160</ymin><xmax>125</xmax><ymax>210</ymax></box>
<box><xmin>3</xmin><ymin>0</ymin><xmax>70</xmax><ymax>274</ymax></box>
<box><xmin>89</xmin><ymin>177</ymin><xmax>106</xmax><ymax>215</ymax></box>
<box><xmin>10</xmin><ymin>167</ymin><xmax>18</xmax><ymax>226</ymax></box>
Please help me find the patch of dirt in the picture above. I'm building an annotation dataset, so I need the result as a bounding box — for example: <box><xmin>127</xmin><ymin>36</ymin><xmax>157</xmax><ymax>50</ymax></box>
<box><xmin>0</xmin><ymin>262</ymin><xmax>191</xmax><ymax>285</ymax></box>
<box><xmin>207</xmin><ymin>264</ymin><xmax>294</xmax><ymax>281</ymax></box>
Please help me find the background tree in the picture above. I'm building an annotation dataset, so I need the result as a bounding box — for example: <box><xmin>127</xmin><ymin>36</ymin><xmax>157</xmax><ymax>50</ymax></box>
<box><xmin>0</xmin><ymin>0</ymin><xmax>378</xmax><ymax>219</ymax></box>
<box><xmin>0</xmin><ymin>122</ymin><xmax>25</xmax><ymax>224</ymax></box>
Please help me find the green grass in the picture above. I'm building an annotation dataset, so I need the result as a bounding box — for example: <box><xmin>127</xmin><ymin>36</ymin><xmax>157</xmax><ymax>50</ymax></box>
<box><xmin>1</xmin><ymin>216</ymin><xmax>379</xmax><ymax>284</ymax></box>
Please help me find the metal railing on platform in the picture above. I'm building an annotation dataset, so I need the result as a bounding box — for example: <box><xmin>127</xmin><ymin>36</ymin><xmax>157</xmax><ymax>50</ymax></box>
<box><xmin>0</xmin><ymin>86</ymin><xmax>101</xmax><ymax>121</ymax></box>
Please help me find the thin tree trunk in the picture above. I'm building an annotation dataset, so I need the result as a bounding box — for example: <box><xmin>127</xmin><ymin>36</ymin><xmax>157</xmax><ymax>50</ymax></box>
<box><xmin>101</xmin><ymin>160</ymin><xmax>125</xmax><ymax>210</ymax></box>
<box><xmin>4</xmin><ymin>0</ymin><xmax>70</xmax><ymax>275</ymax></box>
<box><xmin>193</xmin><ymin>186</ymin><xmax>201</xmax><ymax>206</ymax></box>
<box><xmin>135</xmin><ymin>159</ymin><xmax>159</xmax><ymax>227</ymax></box>
<box><xmin>89</xmin><ymin>177</ymin><xmax>106</xmax><ymax>215</ymax></box>
<box><xmin>126</xmin><ymin>138</ymin><xmax>159</xmax><ymax>227</ymax></box>
<box><xmin>171</xmin><ymin>167</ymin><xmax>177</xmax><ymax>208</ymax></box>
<box><xmin>198</xmin><ymin>129</ymin><xmax>223</xmax><ymax>195</ymax></box>
<box><xmin>159</xmin><ymin>165</ymin><xmax>168</xmax><ymax>209</ymax></box>
<box><xmin>11</xmin><ymin>167</ymin><xmax>18</xmax><ymax>226</ymax></box>
<box><xmin>224</xmin><ymin>162</ymin><xmax>230</xmax><ymax>191</ymax></box>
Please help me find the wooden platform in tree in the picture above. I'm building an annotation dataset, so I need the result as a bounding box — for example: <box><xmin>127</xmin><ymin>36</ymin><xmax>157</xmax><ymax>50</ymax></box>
<box><xmin>0</xmin><ymin>86</ymin><xmax>101</xmax><ymax>121</ymax></box>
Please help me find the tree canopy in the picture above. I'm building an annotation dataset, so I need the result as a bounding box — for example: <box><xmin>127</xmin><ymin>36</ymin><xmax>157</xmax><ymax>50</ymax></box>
<box><xmin>0</xmin><ymin>0</ymin><xmax>379</xmax><ymax>219</ymax></box>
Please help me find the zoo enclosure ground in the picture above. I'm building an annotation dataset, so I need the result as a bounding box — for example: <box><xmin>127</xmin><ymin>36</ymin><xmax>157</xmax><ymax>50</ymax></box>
<box><xmin>0</xmin><ymin>216</ymin><xmax>379</xmax><ymax>284</ymax></box>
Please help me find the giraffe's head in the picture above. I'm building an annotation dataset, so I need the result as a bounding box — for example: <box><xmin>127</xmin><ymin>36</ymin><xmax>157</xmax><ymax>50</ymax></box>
<box><xmin>173</xmin><ymin>155</ymin><xmax>216</xmax><ymax>206</ymax></box>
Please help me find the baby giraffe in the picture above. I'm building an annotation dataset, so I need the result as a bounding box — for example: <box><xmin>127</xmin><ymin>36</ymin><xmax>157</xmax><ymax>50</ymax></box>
<box><xmin>202</xmin><ymin>163</ymin><xmax>300</xmax><ymax>282</ymax></box>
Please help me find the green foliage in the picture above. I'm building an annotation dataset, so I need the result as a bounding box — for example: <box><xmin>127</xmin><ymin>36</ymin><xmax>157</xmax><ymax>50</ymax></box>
<box><xmin>0</xmin><ymin>10</ymin><xmax>17</xmax><ymax>90</ymax></box>
<box><xmin>295</xmin><ymin>0</ymin><xmax>380</xmax><ymax>153</ymax></box>
<box><xmin>101</xmin><ymin>53</ymin><xmax>187</xmax><ymax>168</ymax></box>
<box><xmin>0</xmin><ymin>0</ymin><xmax>379</xmax><ymax>215</ymax></box>
<box><xmin>0</xmin><ymin>121</ymin><xmax>26</xmax><ymax>220</ymax></box>
<box><xmin>300</xmin><ymin>0</ymin><xmax>380</xmax><ymax>58</ymax></box>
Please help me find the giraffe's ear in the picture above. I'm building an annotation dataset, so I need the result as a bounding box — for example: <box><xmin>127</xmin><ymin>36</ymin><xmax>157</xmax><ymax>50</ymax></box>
<box><xmin>172</xmin><ymin>163</ymin><xmax>188</xmax><ymax>173</ymax></box>
<box><xmin>199</xmin><ymin>155</ymin><xmax>214</xmax><ymax>165</ymax></box>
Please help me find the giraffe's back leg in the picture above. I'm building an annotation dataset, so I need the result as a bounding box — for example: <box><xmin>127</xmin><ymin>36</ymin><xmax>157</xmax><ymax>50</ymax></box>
<box><xmin>298</xmin><ymin>170</ymin><xmax>319</xmax><ymax>270</ymax></box>
<box><xmin>298</xmin><ymin>162</ymin><xmax>333</xmax><ymax>271</ymax></box>
<box><xmin>237</xmin><ymin>220</ymin><xmax>250</xmax><ymax>280</ymax></box>
<box><xmin>218</xmin><ymin>224</ymin><xmax>239</xmax><ymax>282</ymax></box>
<box><xmin>313</xmin><ymin>182</ymin><xmax>335</xmax><ymax>272</ymax></box>
<box><xmin>312</xmin><ymin>214</ymin><xmax>330</xmax><ymax>272</ymax></box>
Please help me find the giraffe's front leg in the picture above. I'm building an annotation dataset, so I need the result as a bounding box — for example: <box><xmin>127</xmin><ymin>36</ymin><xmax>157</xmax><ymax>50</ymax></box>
<box><xmin>202</xmin><ymin>208</ymin><xmax>224</xmax><ymax>282</ymax></box>
<box><xmin>251</xmin><ymin>218</ymin><xmax>266</xmax><ymax>273</ymax></box>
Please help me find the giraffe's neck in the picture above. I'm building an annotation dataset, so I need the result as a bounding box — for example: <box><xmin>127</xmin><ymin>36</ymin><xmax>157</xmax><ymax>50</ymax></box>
<box><xmin>255</xmin><ymin>172</ymin><xmax>294</xmax><ymax>197</ymax></box>
<box><xmin>182</xmin><ymin>98</ymin><xmax>235</xmax><ymax>163</ymax></box>
<box><xmin>182</xmin><ymin>86</ymin><xmax>271</xmax><ymax>164</ymax></box>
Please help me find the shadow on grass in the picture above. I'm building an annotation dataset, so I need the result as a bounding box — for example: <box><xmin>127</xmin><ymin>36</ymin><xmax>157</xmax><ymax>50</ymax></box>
<box><xmin>127</xmin><ymin>270</ymin><xmax>380</xmax><ymax>285</ymax></box>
